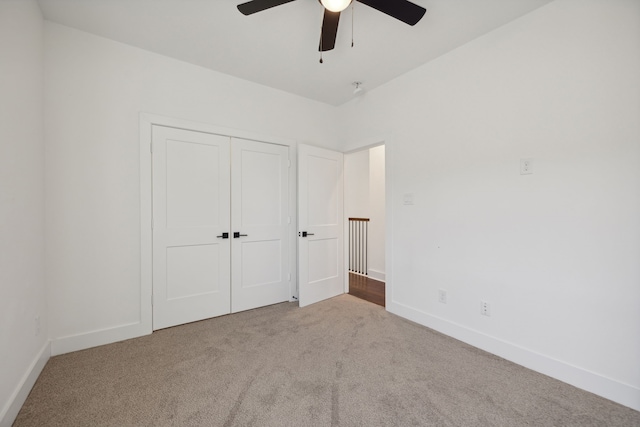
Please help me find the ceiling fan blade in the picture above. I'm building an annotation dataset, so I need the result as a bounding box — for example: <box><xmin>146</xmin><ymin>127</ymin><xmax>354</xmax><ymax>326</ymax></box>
<box><xmin>357</xmin><ymin>0</ymin><xmax>426</xmax><ymax>26</ymax></box>
<box><xmin>237</xmin><ymin>0</ymin><xmax>297</xmax><ymax>16</ymax></box>
<box><xmin>319</xmin><ymin>9</ymin><xmax>340</xmax><ymax>52</ymax></box>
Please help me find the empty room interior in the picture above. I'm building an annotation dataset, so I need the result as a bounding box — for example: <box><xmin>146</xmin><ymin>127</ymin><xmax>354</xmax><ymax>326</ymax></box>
<box><xmin>1</xmin><ymin>0</ymin><xmax>639</xmax><ymax>425</ymax></box>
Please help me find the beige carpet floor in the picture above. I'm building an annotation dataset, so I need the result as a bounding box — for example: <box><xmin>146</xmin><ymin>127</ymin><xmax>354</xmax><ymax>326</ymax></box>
<box><xmin>14</xmin><ymin>295</ymin><xmax>640</xmax><ymax>426</ymax></box>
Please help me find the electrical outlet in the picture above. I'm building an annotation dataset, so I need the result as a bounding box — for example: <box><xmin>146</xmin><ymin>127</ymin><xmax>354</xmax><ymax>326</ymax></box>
<box><xmin>480</xmin><ymin>301</ymin><xmax>491</xmax><ymax>317</ymax></box>
<box><xmin>520</xmin><ymin>158</ymin><xmax>533</xmax><ymax>175</ymax></box>
<box><xmin>438</xmin><ymin>289</ymin><xmax>447</xmax><ymax>304</ymax></box>
<box><xmin>35</xmin><ymin>316</ymin><xmax>41</xmax><ymax>336</ymax></box>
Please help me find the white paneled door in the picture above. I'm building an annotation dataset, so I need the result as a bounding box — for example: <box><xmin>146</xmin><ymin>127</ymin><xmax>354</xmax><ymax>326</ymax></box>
<box><xmin>152</xmin><ymin>126</ymin><xmax>231</xmax><ymax>330</ymax></box>
<box><xmin>152</xmin><ymin>126</ymin><xmax>290</xmax><ymax>330</ymax></box>
<box><xmin>298</xmin><ymin>144</ymin><xmax>344</xmax><ymax>307</ymax></box>
<box><xmin>231</xmin><ymin>138</ymin><xmax>290</xmax><ymax>313</ymax></box>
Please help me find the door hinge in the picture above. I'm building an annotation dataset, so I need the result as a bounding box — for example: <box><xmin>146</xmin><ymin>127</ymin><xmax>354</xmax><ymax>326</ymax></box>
<box><xmin>287</xmin><ymin>216</ymin><xmax>291</xmax><ymax>224</ymax></box>
<box><xmin>288</xmin><ymin>159</ymin><xmax>291</xmax><ymax>168</ymax></box>
<box><xmin>288</xmin><ymin>273</ymin><xmax>291</xmax><ymax>281</ymax></box>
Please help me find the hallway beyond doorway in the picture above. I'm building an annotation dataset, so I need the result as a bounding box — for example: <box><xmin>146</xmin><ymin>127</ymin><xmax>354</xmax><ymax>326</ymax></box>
<box><xmin>348</xmin><ymin>273</ymin><xmax>385</xmax><ymax>307</ymax></box>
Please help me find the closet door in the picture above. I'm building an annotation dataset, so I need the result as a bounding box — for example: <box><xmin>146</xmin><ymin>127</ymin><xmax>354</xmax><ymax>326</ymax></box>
<box><xmin>152</xmin><ymin>126</ymin><xmax>231</xmax><ymax>330</ymax></box>
<box><xmin>231</xmin><ymin>138</ymin><xmax>290</xmax><ymax>312</ymax></box>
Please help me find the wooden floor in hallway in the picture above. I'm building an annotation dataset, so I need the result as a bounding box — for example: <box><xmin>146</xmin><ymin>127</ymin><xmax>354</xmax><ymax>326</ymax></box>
<box><xmin>348</xmin><ymin>273</ymin><xmax>385</xmax><ymax>307</ymax></box>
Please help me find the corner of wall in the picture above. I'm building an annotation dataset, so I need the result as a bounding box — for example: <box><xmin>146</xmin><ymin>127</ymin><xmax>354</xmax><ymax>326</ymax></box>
<box><xmin>0</xmin><ymin>341</ymin><xmax>50</xmax><ymax>427</ymax></box>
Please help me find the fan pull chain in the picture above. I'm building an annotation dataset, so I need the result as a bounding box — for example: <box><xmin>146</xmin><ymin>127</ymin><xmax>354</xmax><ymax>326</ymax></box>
<box><xmin>351</xmin><ymin>2</ymin><xmax>355</xmax><ymax>47</ymax></box>
<box><xmin>319</xmin><ymin>20</ymin><xmax>324</xmax><ymax>63</ymax></box>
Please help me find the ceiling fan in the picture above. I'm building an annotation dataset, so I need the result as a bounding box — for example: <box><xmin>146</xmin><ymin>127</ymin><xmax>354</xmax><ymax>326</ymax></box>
<box><xmin>237</xmin><ymin>0</ymin><xmax>427</xmax><ymax>52</ymax></box>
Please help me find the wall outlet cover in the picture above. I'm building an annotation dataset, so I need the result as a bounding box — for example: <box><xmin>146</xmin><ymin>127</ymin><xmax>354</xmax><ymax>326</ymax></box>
<box><xmin>480</xmin><ymin>301</ymin><xmax>491</xmax><ymax>316</ymax></box>
<box><xmin>438</xmin><ymin>289</ymin><xmax>447</xmax><ymax>304</ymax></box>
<box><xmin>520</xmin><ymin>158</ymin><xmax>533</xmax><ymax>175</ymax></box>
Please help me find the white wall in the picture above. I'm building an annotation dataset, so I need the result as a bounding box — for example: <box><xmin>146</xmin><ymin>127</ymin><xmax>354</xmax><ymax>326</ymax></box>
<box><xmin>0</xmin><ymin>1</ymin><xmax>49</xmax><ymax>425</ymax></box>
<box><xmin>368</xmin><ymin>146</ymin><xmax>385</xmax><ymax>280</ymax></box>
<box><xmin>345</xmin><ymin>149</ymin><xmax>369</xmax><ymax>219</ymax></box>
<box><xmin>44</xmin><ymin>22</ymin><xmax>341</xmax><ymax>353</ymax></box>
<box><xmin>339</xmin><ymin>0</ymin><xmax>640</xmax><ymax>410</ymax></box>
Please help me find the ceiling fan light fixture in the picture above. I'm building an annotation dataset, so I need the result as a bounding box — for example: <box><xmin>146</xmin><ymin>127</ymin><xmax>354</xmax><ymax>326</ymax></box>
<box><xmin>320</xmin><ymin>0</ymin><xmax>352</xmax><ymax>13</ymax></box>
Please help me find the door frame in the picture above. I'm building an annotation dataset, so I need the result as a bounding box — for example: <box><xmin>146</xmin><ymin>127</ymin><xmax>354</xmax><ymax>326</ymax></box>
<box><xmin>342</xmin><ymin>138</ymin><xmax>389</xmax><ymax>299</ymax></box>
<box><xmin>139</xmin><ymin>113</ymin><xmax>298</xmax><ymax>334</ymax></box>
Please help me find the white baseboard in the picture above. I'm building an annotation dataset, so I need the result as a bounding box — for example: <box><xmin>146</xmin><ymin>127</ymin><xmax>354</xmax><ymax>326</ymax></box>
<box><xmin>0</xmin><ymin>341</ymin><xmax>50</xmax><ymax>427</ymax></box>
<box><xmin>367</xmin><ymin>269</ymin><xmax>386</xmax><ymax>282</ymax></box>
<box><xmin>51</xmin><ymin>321</ymin><xmax>150</xmax><ymax>356</ymax></box>
<box><xmin>387</xmin><ymin>300</ymin><xmax>640</xmax><ymax>412</ymax></box>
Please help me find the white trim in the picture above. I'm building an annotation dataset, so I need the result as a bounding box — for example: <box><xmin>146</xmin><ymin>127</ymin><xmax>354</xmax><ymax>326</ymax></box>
<box><xmin>384</xmin><ymin>137</ymin><xmax>395</xmax><ymax>312</ymax></box>
<box><xmin>343</xmin><ymin>211</ymin><xmax>349</xmax><ymax>294</ymax></box>
<box><xmin>50</xmin><ymin>322</ymin><xmax>148</xmax><ymax>356</ymax></box>
<box><xmin>139</xmin><ymin>112</ymin><xmax>299</xmax><ymax>323</ymax></box>
<box><xmin>139</xmin><ymin>115</ymin><xmax>153</xmax><ymax>337</ymax></box>
<box><xmin>343</xmin><ymin>133</ymin><xmax>394</xmax><ymax>154</ymax></box>
<box><xmin>140</xmin><ymin>113</ymin><xmax>294</xmax><ymax>147</ymax></box>
<box><xmin>288</xmin><ymin>143</ymin><xmax>299</xmax><ymax>301</ymax></box>
<box><xmin>367</xmin><ymin>269</ymin><xmax>385</xmax><ymax>282</ymax></box>
<box><xmin>387</xmin><ymin>300</ymin><xmax>640</xmax><ymax>411</ymax></box>
<box><xmin>0</xmin><ymin>341</ymin><xmax>50</xmax><ymax>427</ymax></box>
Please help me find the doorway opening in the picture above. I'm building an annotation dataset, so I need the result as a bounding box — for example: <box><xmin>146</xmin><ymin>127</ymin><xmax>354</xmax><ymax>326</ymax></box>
<box><xmin>344</xmin><ymin>144</ymin><xmax>386</xmax><ymax>306</ymax></box>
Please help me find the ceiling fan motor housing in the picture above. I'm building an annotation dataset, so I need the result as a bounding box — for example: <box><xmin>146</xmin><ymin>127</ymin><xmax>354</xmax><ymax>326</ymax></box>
<box><xmin>238</xmin><ymin>0</ymin><xmax>426</xmax><ymax>52</ymax></box>
<box><xmin>319</xmin><ymin>0</ymin><xmax>353</xmax><ymax>13</ymax></box>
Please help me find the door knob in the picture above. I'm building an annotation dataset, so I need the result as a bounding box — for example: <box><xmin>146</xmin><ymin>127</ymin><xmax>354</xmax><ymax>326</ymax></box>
<box><xmin>233</xmin><ymin>232</ymin><xmax>248</xmax><ymax>238</ymax></box>
<box><xmin>216</xmin><ymin>232</ymin><xmax>229</xmax><ymax>239</ymax></box>
<box><xmin>299</xmin><ymin>231</ymin><xmax>315</xmax><ymax>237</ymax></box>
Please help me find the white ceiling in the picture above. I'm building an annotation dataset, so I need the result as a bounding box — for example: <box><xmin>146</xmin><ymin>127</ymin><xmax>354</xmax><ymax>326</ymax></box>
<box><xmin>37</xmin><ymin>0</ymin><xmax>553</xmax><ymax>106</ymax></box>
